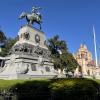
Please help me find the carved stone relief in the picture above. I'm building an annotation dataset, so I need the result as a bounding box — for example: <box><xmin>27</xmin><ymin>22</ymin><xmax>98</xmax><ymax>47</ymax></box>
<box><xmin>10</xmin><ymin>43</ymin><xmax>51</xmax><ymax>59</ymax></box>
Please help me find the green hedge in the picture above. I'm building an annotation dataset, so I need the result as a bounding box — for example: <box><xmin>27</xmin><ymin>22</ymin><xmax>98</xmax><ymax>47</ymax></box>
<box><xmin>49</xmin><ymin>79</ymin><xmax>99</xmax><ymax>100</ymax></box>
<box><xmin>0</xmin><ymin>78</ymin><xmax>99</xmax><ymax>100</ymax></box>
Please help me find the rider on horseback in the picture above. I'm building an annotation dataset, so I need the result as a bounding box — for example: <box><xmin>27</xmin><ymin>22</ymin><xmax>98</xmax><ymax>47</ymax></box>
<box><xmin>19</xmin><ymin>6</ymin><xmax>42</xmax><ymax>30</ymax></box>
<box><xmin>32</xmin><ymin>6</ymin><xmax>41</xmax><ymax>16</ymax></box>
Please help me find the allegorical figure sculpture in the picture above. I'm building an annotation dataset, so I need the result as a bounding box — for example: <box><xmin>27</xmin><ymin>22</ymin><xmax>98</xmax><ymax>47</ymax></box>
<box><xmin>19</xmin><ymin>6</ymin><xmax>42</xmax><ymax>29</ymax></box>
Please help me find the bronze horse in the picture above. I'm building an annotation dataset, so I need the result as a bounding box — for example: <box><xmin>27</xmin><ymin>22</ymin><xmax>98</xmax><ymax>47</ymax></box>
<box><xmin>19</xmin><ymin>12</ymin><xmax>42</xmax><ymax>29</ymax></box>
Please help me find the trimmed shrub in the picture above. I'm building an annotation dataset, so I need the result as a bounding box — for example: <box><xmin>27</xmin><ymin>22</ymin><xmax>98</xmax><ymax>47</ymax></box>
<box><xmin>0</xmin><ymin>78</ymin><xmax>99</xmax><ymax>100</ymax></box>
<box><xmin>49</xmin><ymin>78</ymin><xmax>99</xmax><ymax>100</ymax></box>
<box><xmin>50</xmin><ymin>79</ymin><xmax>99</xmax><ymax>100</ymax></box>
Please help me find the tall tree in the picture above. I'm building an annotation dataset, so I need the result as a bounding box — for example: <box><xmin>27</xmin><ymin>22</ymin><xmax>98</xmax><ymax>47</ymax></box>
<box><xmin>47</xmin><ymin>35</ymin><xmax>79</xmax><ymax>73</ymax></box>
<box><xmin>0</xmin><ymin>30</ymin><xmax>6</xmax><ymax>42</ymax></box>
<box><xmin>0</xmin><ymin>37</ymin><xmax>17</xmax><ymax>57</ymax></box>
<box><xmin>0</xmin><ymin>30</ymin><xmax>6</xmax><ymax>47</ymax></box>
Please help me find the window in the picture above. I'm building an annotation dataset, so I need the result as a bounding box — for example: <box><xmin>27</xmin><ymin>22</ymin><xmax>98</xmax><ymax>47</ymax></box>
<box><xmin>45</xmin><ymin>67</ymin><xmax>50</xmax><ymax>72</ymax></box>
<box><xmin>31</xmin><ymin>64</ymin><xmax>37</xmax><ymax>71</ymax></box>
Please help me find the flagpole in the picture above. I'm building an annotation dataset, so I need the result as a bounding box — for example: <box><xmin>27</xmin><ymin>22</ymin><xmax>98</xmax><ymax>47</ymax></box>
<box><xmin>93</xmin><ymin>26</ymin><xmax>98</xmax><ymax>67</ymax></box>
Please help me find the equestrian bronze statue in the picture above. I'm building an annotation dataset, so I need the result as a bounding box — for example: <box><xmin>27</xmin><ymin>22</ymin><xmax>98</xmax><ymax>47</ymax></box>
<box><xmin>19</xmin><ymin>6</ymin><xmax>42</xmax><ymax>30</ymax></box>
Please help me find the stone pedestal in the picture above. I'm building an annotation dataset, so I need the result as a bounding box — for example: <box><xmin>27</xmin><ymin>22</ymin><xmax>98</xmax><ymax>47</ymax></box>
<box><xmin>0</xmin><ymin>25</ymin><xmax>58</xmax><ymax>80</ymax></box>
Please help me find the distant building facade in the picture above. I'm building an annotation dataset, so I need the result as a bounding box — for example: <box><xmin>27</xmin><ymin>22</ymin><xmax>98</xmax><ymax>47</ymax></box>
<box><xmin>74</xmin><ymin>44</ymin><xmax>96</xmax><ymax>77</ymax></box>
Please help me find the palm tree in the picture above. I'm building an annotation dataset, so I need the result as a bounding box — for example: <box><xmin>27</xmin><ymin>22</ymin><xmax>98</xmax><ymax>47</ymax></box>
<box><xmin>47</xmin><ymin>35</ymin><xmax>79</xmax><ymax>74</ymax></box>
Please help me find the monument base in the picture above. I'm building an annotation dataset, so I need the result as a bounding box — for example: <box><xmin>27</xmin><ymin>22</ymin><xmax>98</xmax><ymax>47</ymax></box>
<box><xmin>0</xmin><ymin>26</ymin><xmax>58</xmax><ymax>80</ymax></box>
<box><xmin>0</xmin><ymin>54</ymin><xmax>58</xmax><ymax>80</ymax></box>
<box><xmin>0</xmin><ymin>74</ymin><xmax>57</xmax><ymax>80</ymax></box>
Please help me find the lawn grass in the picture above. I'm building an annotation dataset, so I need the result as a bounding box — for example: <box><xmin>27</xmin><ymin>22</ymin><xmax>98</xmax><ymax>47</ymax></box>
<box><xmin>0</xmin><ymin>80</ymin><xmax>25</xmax><ymax>90</ymax></box>
<box><xmin>0</xmin><ymin>78</ymin><xmax>99</xmax><ymax>90</ymax></box>
<box><xmin>93</xmin><ymin>79</ymin><xmax>100</xmax><ymax>84</ymax></box>
<box><xmin>0</xmin><ymin>78</ymin><xmax>50</xmax><ymax>91</ymax></box>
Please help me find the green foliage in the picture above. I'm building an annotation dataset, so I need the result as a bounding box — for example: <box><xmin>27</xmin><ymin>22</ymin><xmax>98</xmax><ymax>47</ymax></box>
<box><xmin>66</xmin><ymin>53</ymin><xmax>79</xmax><ymax>72</ymax></box>
<box><xmin>0</xmin><ymin>30</ymin><xmax>6</xmax><ymax>42</ymax></box>
<box><xmin>0</xmin><ymin>29</ymin><xmax>18</xmax><ymax>57</ymax></box>
<box><xmin>47</xmin><ymin>35</ymin><xmax>79</xmax><ymax>72</ymax></box>
<box><xmin>0</xmin><ymin>80</ymin><xmax>25</xmax><ymax>91</ymax></box>
<box><xmin>49</xmin><ymin>79</ymin><xmax>99</xmax><ymax>100</ymax></box>
<box><xmin>0</xmin><ymin>79</ymin><xmax>99</xmax><ymax>100</ymax></box>
<box><xmin>0</xmin><ymin>37</ymin><xmax>17</xmax><ymax>57</ymax></box>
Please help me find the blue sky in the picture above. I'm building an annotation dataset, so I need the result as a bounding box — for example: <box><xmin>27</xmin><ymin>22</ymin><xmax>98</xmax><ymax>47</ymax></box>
<box><xmin>0</xmin><ymin>0</ymin><xmax>100</xmax><ymax>62</ymax></box>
